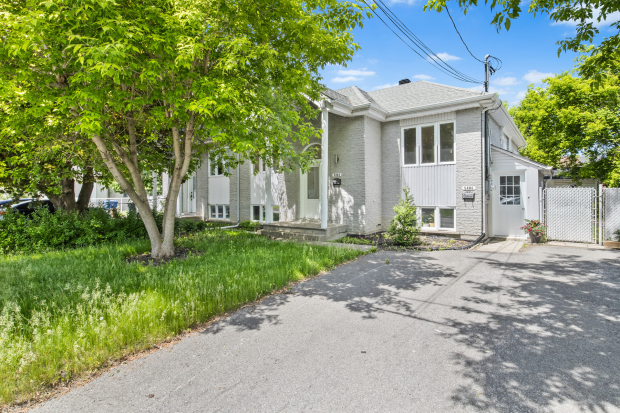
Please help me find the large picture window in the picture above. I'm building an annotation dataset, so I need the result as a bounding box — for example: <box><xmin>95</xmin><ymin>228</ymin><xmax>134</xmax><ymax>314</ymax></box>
<box><xmin>402</xmin><ymin>121</ymin><xmax>455</xmax><ymax>166</ymax></box>
<box><xmin>404</xmin><ymin>128</ymin><xmax>417</xmax><ymax>165</ymax></box>
<box><xmin>439</xmin><ymin>123</ymin><xmax>455</xmax><ymax>163</ymax></box>
<box><xmin>210</xmin><ymin>204</ymin><xmax>230</xmax><ymax>219</ymax></box>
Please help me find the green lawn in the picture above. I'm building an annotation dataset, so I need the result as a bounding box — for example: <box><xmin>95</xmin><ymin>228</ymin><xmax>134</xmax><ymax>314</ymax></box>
<box><xmin>0</xmin><ymin>230</ymin><xmax>366</xmax><ymax>405</ymax></box>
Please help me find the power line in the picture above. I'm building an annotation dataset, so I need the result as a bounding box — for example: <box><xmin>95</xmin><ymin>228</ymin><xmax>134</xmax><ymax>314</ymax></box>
<box><xmin>445</xmin><ymin>6</ymin><xmax>484</xmax><ymax>63</ymax></box>
<box><xmin>372</xmin><ymin>0</ymin><xmax>482</xmax><ymax>84</ymax></box>
<box><xmin>363</xmin><ymin>0</ymin><xmax>484</xmax><ymax>85</ymax></box>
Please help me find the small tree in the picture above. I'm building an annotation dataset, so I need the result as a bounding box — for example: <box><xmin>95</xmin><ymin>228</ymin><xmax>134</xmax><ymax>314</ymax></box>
<box><xmin>387</xmin><ymin>186</ymin><xmax>420</xmax><ymax>246</ymax></box>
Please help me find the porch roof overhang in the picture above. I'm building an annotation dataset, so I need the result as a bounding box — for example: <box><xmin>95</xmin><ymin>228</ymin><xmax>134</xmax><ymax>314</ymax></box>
<box><xmin>491</xmin><ymin>145</ymin><xmax>552</xmax><ymax>173</ymax></box>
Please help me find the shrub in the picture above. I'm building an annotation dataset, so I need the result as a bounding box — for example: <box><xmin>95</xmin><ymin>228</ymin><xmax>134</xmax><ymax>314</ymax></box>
<box><xmin>615</xmin><ymin>229</ymin><xmax>620</xmax><ymax>242</ymax></box>
<box><xmin>335</xmin><ymin>236</ymin><xmax>374</xmax><ymax>245</ymax></box>
<box><xmin>239</xmin><ymin>220</ymin><xmax>260</xmax><ymax>231</ymax></box>
<box><xmin>387</xmin><ymin>186</ymin><xmax>419</xmax><ymax>246</ymax></box>
<box><xmin>0</xmin><ymin>207</ymin><xmax>207</xmax><ymax>254</ymax></box>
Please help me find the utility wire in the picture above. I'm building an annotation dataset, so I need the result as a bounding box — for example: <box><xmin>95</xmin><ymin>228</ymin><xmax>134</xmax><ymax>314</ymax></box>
<box><xmin>445</xmin><ymin>6</ymin><xmax>484</xmax><ymax>63</ymax></box>
<box><xmin>372</xmin><ymin>0</ymin><xmax>482</xmax><ymax>84</ymax></box>
<box><xmin>363</xmin><ymin>0</ymin><xmax>484</xmax><ymax>84</ymax></box>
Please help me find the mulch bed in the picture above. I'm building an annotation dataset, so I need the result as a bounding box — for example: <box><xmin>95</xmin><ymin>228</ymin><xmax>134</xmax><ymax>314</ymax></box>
<box><xmin>340</xmin><ymin>233</ymin><xmax>473</xmax><ymax>251</ymax></box>
<box><xmin>124</xmin><ymin>248</ymin><xmax>203</xmax><ymax>266</ymax></box>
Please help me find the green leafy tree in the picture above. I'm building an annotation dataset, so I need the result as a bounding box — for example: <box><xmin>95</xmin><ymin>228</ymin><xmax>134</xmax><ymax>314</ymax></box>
<box><xmin>0</xmin><ymin>81</ymin><xmax>99</xmax><ymax>211</ymax></box>
<box><xmin>387</xmin><ymin>186</ymin><xmax>420</xmax><ymax>246</ymax></box>
<box><xmin>510</xmin><ymin>65</ymin><xmax>620</xmax><ymax>186</ymax></box>
<box><xmin>0</xmin><ymin>0</ymin><xmax>368</xmax><ymax>257</ymax></box>
<box><xmin>424</xmin><ymin>0</ymin><xmax>620</xmax><ymax>85</ymax></box>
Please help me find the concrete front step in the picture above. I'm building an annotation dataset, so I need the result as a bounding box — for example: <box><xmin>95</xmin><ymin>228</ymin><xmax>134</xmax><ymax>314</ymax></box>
<box><xmin>262</xmin><ymin>222</ymin><xmax>347</xmax><ymax>239</ymax></box>
<box><xmin>260</xmin><ymin>221</ymin><xmax>348</xmax><ymax>242</ymax></box>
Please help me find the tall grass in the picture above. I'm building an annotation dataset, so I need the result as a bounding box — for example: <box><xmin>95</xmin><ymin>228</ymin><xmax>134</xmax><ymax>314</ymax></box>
<box><xmin>0</xmin><ymin>231</ymin><xmax>364</xmax><ymax>405</ymax></box>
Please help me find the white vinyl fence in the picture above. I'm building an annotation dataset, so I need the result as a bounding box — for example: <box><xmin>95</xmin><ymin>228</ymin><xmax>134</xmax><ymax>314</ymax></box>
<box><xmin>543</xmin><ymin>187</ymin><xmax>597</xmax><ymax>243</ymax></box>
<box><xmin>603</xmin><ymin>188</ymin><xmax>620</xmax><ymax>241</ymax></box>
<box><xmin>543</xmin><ymin>185</ymin><xmax>620</xmax><ymax>244</ymax></box>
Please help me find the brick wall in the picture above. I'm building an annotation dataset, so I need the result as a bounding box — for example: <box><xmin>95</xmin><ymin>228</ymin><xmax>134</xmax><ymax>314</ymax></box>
<box><xmin>455</xmin><ymin>108</ymin><xmax>483</xmax><ymax>237</ymax></box>
<box><xmin>327</xmin><ymin>114</ymin><xmax>367</xmax><ymax>233</ymax></box>
<box><xmin>381</xmin><ymin>120</ymin><xmax>401</xmax><ymax>228</ymax></box>
<box><xmin>364</xmin><ymin>116</ymin><xmax>383</xmax><ymax>233</ymax></box>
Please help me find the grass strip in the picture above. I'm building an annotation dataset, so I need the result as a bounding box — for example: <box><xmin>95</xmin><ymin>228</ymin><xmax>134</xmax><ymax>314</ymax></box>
<box><xmin>0</xmin><ymin>230</ymin><xmax>365</xmax><ymax>405</ymax></box>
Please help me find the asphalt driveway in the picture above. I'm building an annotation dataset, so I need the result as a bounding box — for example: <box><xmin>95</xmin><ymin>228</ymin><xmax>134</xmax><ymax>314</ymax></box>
<box><xmin>35</xmin><ymin>245</ymin><xmax>620</xmax><ymax>413</ymax></box>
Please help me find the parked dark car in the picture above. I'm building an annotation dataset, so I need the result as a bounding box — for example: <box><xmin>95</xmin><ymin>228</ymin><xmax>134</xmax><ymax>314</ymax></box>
<box><xmin>10</xmin><ymin>199</ymin><xmax>56</xmax><ymax>217</ymax></box>
<box><xmin>0</xmin><ymin>198</ymin><xmax>32</xmax><ymax>219</ymax></box>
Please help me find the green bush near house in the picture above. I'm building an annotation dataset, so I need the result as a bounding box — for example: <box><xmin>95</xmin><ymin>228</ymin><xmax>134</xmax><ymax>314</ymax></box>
<box><xmin>615</xmin><ymin>229</ymin><xmax>620</xmax><ymax>242</ymax></box>
<box><xmin>0</xmin><ymin>230</ymin><xmax>365</xmax><ymax>405</ymax></box>
<box><xmin>0</xmin><ymin>207</ymin><xmax>211</xmax><ymax>254</ymax></box>
<box><xmin>387</xmin><ymin>186</ymin><xmax>420</xmax><ymax>246</ymax></box>
<box><xmin>239</xmin><ymin>220</ymin><xmax>260</xmax><ymax>231</ymax></box>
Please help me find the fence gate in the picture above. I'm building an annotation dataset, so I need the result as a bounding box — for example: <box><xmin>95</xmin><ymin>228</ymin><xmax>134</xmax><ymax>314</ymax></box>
<box><xmin>603</xmin><ymin>188</ymin><xmax>620</xmax><ymax>241</ymax></box>
<box><xmin>544</xmin><ymin>187</ymin><xmax>597</xmax><ymax>243</ymax></box>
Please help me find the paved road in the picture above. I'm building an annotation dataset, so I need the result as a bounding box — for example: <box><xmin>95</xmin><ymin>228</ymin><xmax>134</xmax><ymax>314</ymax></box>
<box><xmin>36</xmin><ymin>245</ymin><xmax>620</xmax><ymax>413</ymax></box>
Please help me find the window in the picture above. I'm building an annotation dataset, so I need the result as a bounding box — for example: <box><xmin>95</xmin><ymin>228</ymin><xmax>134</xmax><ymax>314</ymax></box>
<box><xmin>402</xmin><ymin>121</ymin><xmax>456</xmax><ymax>166</ymax></box>
<box><xmin>307</xmin><ymin>166</ymin><xmax>319</xmax><ymax>199</ymax></box>
<box><xmin>421</xmin><ymin>125</ymin><xmax>435</xmax><ymax>164</ymax></box>
<box><xmin>439</xmin><ymin>209</ymin><xmax>455</xmax><ymax>229</ymax></box>
<box><xmin>420</xmin><ymin>207</ymin><xmax>456</xmax><ymax>229</ymax></box>
<box><xmin>404</xmin><ymin>128</ymin><xmax>417</xmax><ymax>165</ymax></box>
<box><xmin>210</xmin><ymin>161</ymin><xmax>227</xmax><ymax>176</ymax></box>
<box><xmin>210</xmin><ymin>204</ymin><xmax>230</xmax><ymax>219</ymax></box>
<box><xmin>499</xmin><ymin>176</ymin><xmax>521</xmax><ymax>205</ymax></box>
<box><xmin>421</xmin><ymin>208</ymin><xmax>435</xmax><ymax>227</ymax></box>
<box><xmin>439</xmin><ymin>123</ymin><xmax>455</xmax><ymax>163</ymax></box>
<box><xmin>252</xmin><ymin>205</ymin><xmax>263</xmax><ymax>221</ymax></box>
<box><xmin>251</xmin><ymin>205</ymin><xmax>280</xmax><ymax>222</ymax></box>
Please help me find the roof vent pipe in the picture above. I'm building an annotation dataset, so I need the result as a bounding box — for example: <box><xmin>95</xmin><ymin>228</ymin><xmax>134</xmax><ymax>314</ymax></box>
<box><xmin>398</xmin><ymin>79</ymin><xmax>411</xmax><ymax>85</ymax></box>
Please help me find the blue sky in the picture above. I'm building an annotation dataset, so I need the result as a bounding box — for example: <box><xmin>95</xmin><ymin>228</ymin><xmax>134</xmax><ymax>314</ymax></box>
<box><xmin>320</xmin><ymin>1</ymin><xmax>619</xmax><ymax>106</ymax></box>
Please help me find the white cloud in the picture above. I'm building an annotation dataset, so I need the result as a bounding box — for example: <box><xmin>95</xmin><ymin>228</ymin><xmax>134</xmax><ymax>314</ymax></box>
<box><xmin>551</xmin><ymin>10</ymin><xmax>620</xmax><ymax>28</ymax></box>
<box><xmin>493</xmin><ymin>76</ymin><xmax>518</xmax><ymax>86</ymax></box>
<box><xmin>412</xmin><ymin>74</ymin><xmax>435</xmax><ymax>80</ymax></box>
<box><xmin>509</xmin><ymin>91</ymin><xmax>527</xmax><ymax>106</ymax></box>
<box><xmin>523</xmin><ymin>70</ymin><xmax>554</xmax><ymax>84</ymax></box>
<box><xmin>468</xmin><ymin>85</ymin><xmax>510</xmax><ymax>95</ymax></box>
<box><xmin>367</xmin><ymin>58</ymin><xmax>378</xmax><ymax>64</ymax></box>
<box><xmin>332</xmin><ymin>76</ymin><xmax>362</xmax><ymax>83</ymax></box>
<box><xmin>372</xmin><ymin>83</ymin><xmax>398</xmax><ymax>91</ymax></box>
<box><xmin>427</xmin><ymin>52</ymin><xmax>461</xmax><ymax>62</ymax></box>
<box><xmin>337</xmin><ymin>68</ymin><xmax>375</xmax><ymax>76</ymax></box>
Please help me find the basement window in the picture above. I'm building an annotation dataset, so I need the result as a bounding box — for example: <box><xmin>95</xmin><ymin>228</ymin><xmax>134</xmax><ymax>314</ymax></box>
<box><xmin>251</xmin><ymin>205</ymin><xmax>280</xmax><ymax>222</ymax></box>
<box><xmin>210</xmin><ymin>204</ymin><xmax>230</xmax><ymax>220</ymax></box>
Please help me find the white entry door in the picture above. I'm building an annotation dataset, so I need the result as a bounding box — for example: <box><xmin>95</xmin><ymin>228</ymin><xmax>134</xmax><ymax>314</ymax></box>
<box><xmin>492</xmin><ymin>172</ymin><xmax>526</xmax><ymax>237</ymax></box>
<box><xmin>181</xmin><ymin>175</ymin><xmax>196</xmax><ymax>214</ymax></box>
<box><xmin>300</xmin><ymin>161</ymin><xmax>321</xmax><ymax>219</ymax></box>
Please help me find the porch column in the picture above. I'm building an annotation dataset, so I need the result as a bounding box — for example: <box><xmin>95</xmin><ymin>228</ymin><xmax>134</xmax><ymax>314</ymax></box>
<box><xmin>320</xmin><ymin>105</ymin><xmax>329</xmax><ymax>229</ymax></box>
<box><xmin>265</xmin><ymin>166</ymin><xmax>273</xmax><ymax>224</ymax></box>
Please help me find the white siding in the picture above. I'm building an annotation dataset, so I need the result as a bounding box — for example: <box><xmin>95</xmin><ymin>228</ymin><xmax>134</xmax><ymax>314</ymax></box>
<box><xmin>250</xmin><ymin>171</ymin><xmax>280</xmax><ymax>205</ymax></box>
<box><xmin>400</xmin><ymin>112</ymin><xmax>455</xmax><ymax>127</ymax></box>
<box><xmin>208</xmin><ymin>175</ymin><xmax>230</xmax><ymax>205</ymax></box>
<box><xmin>403</xmin><ymin>164</ymin><xmax>456</xmax><ymax>206</ymax></box>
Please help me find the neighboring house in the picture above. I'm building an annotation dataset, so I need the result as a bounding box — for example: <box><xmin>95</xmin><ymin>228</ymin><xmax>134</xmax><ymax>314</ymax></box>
<box><xmin>544</xmin><ymin>157</ymin><xmax>600</xmax><ymax>189</ymax></box>
<box><xmin>162</xmin><ymin>80</ymin><xmax>552</xmax><ymax>240</ymax></box>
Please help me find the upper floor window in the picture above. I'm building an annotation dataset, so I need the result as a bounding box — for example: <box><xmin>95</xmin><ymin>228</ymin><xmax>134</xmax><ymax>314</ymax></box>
<box><xmin>402</xmin><ymin>121</ymin><xmax>455</xmax><ymax>166</ymax></box>
<box><xmin>210</xmin><ymin>161</ymin><xmax>227</xmax><ymax>176</ymax></box>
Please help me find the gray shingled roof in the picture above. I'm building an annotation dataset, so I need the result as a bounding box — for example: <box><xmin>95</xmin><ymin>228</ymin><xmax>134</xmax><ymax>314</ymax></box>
<box><xmin>322</xmin><ymin>88</ymin><xmax>351</xmax><ymax>105</ymax></box>
<box><xmin>335</xmin><ymin>81</ymin><xmax>484</xmax><ymax>113</ymax></box>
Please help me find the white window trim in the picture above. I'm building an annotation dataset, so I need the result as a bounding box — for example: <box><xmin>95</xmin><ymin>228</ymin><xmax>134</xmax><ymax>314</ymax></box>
<box><xmin>401</xmin><ymin>121</ymin><xmax>456</xmax><ymax>167</ymax></box>
<box><xmin>418</xmin><ymin>206</ymin><xmax>456</xmax><ymax>230</ymax></box>
<box><xmin>209</xmin><ymin>204</ymin><xmax>230</xmax><ymax>220</ymax></box>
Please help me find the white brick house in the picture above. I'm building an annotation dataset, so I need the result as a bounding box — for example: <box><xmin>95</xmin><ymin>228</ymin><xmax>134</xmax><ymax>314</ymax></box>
<box><xmin>166</xmin><ymin>80</ymin><xmax>550</xmax><ymax>240</ymax></box>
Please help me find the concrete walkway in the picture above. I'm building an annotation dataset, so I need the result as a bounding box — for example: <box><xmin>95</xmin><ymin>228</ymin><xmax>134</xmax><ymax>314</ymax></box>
<box><xmin>35</xmin><ymin>246</ymin><xmax>620</xmax><ymax>413</ymax></box>
<box><xmin>475</xmin><ymin>240</ymin><xmax>523</xmax><ymax>253</ymax></box>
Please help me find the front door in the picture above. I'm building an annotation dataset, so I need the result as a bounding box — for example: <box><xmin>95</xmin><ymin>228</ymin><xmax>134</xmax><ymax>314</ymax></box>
<box><xmin>301</xmin><ymin>161</ymin><xmax>321</xmax><ymax>219</ymax></box>
<box><xmin>181</xmin><ymin>175</ymin><xmax>196</xmax><ymax>214</ymax></box>
<box><xmin>492</xmin><ymin>172</ymin><xmax>526</xmax><ymax>237</ymax></box>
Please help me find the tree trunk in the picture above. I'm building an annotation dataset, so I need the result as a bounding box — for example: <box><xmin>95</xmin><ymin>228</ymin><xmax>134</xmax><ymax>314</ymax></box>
<box><xmin>45</xmin><ymin>178</ymin><xmax>79</xmax><ymax>212</ymax></box>
<box><xmin>76</xmin><ymin>168</ymin><xmax>95</xmax><ymax>213</ymax></box>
